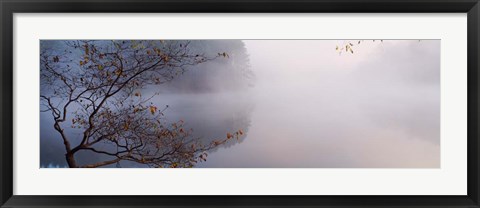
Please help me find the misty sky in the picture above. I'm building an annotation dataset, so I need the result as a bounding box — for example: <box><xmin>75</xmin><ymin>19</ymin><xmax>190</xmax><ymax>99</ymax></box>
<box><xmin>41</xmin><ymin>40</ymin><xmax>440</xmax><ymax>168</ymax></box>
<box><xmin>196</xmin><ymin>40</ymin><xmax>440</xmax><ymax>168</ymax></box>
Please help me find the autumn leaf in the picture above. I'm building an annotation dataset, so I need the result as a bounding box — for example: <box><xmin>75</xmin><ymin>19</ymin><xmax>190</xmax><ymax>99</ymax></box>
<box><xmin>218</xmin><ymin>52</ymin><xmax>229</xmax><ymax>58</ymax></box>
<box><xmin>162</xmin><ymin>55</ymin><xmax>170</xmax><ymax>62</ymax></box>
<box><xmin>149</xmin><ymin>106</ymin><xmax>157</xmax><ymax>115</ymax></box>
<box><xmin>84</xmin><ymin>44</ymin><xmax>89</xmax><ymax>55</ymax></box>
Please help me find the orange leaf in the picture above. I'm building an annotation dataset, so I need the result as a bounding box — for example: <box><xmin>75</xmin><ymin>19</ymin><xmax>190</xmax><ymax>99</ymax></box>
<box><xmin>150</xmin><ymin>106</ymin><xmax>157</xmax><ymax>115</ymax></box>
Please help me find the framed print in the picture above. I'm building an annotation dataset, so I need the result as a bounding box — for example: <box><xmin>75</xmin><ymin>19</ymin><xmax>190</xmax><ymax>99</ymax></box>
<box><xmin>1</xmin><ymin>0</ymin><xmax>479</xmax><ymax>207</ymax></box>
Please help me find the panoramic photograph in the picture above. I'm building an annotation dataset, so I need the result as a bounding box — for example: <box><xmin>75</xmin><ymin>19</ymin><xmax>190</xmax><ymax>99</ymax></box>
<box><xmin>40</xmin><ymin>39</ymin><xmax>440</xmax><ymax>168</ymax></box>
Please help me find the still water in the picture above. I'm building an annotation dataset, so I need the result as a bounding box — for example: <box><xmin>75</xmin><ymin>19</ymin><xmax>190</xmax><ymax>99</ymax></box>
<box><xmin>40</xmin><ymin>40</ymin><xmax>440</xmax><ymax>168</ymax></box>
<box><xmin>151</xmin><ymin>40</ymin><xmax>440</xmax><ymax>168</ymax></box>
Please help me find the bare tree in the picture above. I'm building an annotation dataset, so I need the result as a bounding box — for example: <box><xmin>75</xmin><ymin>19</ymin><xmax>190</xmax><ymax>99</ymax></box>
<box><xmin>40</xmin><ymin>40</ymin><xmax>241</xmax><ymax>168</ymax></box>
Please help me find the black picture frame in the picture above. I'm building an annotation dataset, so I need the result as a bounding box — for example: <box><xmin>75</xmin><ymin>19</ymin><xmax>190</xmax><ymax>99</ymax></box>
<box><xmin>1</xmin><ymin>0</ymin><xmax>479</xmax><ymax>207</ymax></box>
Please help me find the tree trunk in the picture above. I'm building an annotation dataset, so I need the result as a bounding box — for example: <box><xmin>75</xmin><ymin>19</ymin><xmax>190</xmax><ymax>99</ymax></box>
<box><xmin>66</xmin><ymin>152</ymin><xmax>77</xmax><ymax>168</ymax></box>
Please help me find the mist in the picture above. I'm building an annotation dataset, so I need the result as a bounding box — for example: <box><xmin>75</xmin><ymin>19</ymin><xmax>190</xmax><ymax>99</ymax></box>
<box><xmin>197</xmin><ymin>40</ymin><xmax>440</xmax><ymax>168</ymax></box>
<box><xmin>40</xmin><ymin>40</ymin><xmax>440</xmax><ymax>168</ymax></box>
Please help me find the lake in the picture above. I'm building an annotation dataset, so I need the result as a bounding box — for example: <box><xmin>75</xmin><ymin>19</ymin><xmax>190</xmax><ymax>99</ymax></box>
<box><xmin>40</xmin><ymin>40</ymin><xmax>440</xmax><ymax>168</ymax></box>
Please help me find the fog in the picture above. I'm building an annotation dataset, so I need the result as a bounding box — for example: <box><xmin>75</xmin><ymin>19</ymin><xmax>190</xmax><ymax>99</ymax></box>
<box><xmin>40</xmin><ymin>40</ymin><xmax>440</xmax><ymax>168</ymax></box>
<box><xmin>197</xmin><ymin>40</ymin><xmax>440</xmax><ymax>168</ymax></box>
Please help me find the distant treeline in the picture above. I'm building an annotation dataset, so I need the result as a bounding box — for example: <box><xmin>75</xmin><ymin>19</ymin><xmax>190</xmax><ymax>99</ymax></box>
<box><xmin>159</xmin><ymin>40</ymin><xmax>255</xmax><ymax>93</ymax></box>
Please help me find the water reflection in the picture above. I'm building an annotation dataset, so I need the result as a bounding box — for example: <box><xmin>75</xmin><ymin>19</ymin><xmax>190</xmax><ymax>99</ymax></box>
<box><xmin>152</xmin><ymin>92</ymin><xmax>255</xmax><ymax>150</ymax></box>
<box><xmin>40</xmin><ymin>40</ymin><xmax>440</xmax><ymax>168</ymax></box>
<box><xmin>198</xmin><ymin>40</ymin><xmax>440</xmax><ymax>168</ymax></box>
